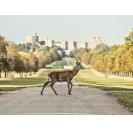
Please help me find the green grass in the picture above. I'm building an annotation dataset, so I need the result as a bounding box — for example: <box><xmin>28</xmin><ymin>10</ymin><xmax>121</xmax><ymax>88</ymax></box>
<box><xmin>74</xmin><ymin>69</ymin><xmax>133</xmax><ymax>91</ymax></box>
<box><xmin>0</xmin><ymin>60</ymin><xmax>67</xmax><ymax>91</ymax></box>
<box><xmin>0</xmin><ymin>69</ymin><xmax>50</xmax><ymax>91</ymax></box>
<box><xmin>108</xmin><ymin>92</ymin><xmax>133</xmax><ymax>112</ymax></box>
<box><xmin>49</xmin><ymin>59</ymin><xmax>66</xmax><ymax>69</ymax></box>
<box><xmin>0</xmin><ymin>78</ymin><xmax>45</xmax><ymax>85</ymax></box>
<box><xmin>0</xmin><ymin>59</ymin><xmax>72</xmax><ymax>92</ymax></box>
<box><xmin>1</xmin><ymin>59</ymin><xmax>133</xmax><ymax>112</ymax></box>
<box><xmin>74</xmin><ymin>69</ymin><xmax>133</xmax><ymax>111</ymax></box>
<box><xmin>0</xmin><ymin>61</ymin><xmax>66</xmax><ymax>88</ymax></box>
<box><xmin>70</xmin><ymin>58</ymin><xmax>76</xmax><ymax>67</ymax></box>
<box><xmin>0</xmin><ymin>87</ymin><xmax>26</xmax><ymax>92</ymax></box>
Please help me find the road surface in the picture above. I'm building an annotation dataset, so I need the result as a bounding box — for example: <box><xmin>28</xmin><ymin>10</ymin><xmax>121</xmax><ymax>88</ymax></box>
<box><xmin>0</xmin><ymin>80</ymin><xmax>132</xmax><ymax>115</ymax></box>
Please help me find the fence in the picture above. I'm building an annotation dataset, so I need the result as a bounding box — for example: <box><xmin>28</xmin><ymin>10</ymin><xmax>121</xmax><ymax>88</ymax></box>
<box><xmin>0</xmin><ymin>71</ymin><xmax>35</xmax><ymax>79</ymax></box>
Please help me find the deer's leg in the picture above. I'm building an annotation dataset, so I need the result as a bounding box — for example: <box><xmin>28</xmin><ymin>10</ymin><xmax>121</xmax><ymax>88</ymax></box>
<box><xmin>41</xmin><ymin>81</ymin><xmax>51</xmax><ymax>95</ymax></box>
<box><xmin>50</xmin><ymin>81</ymin><xmax>58</xmax><ymax>95</ymax></box>
<box><xmin>69</xmin><ymin>80</ymin><xmax>73</xmax><ymax>95</ymax></box>
<box><xmin>67</xmin><ymin>80</ymin><xmax>70</xmax><ymax>94</ymax></box>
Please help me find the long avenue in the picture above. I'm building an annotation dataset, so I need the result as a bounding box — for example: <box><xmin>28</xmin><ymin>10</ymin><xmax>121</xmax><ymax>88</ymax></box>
<box><xmin>0</xmin><ymin>80</ymin><xmax>132</xmax><ymax>115</ymax></box>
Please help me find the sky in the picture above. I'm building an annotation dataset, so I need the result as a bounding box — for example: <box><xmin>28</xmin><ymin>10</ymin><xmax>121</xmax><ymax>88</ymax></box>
<box><xmin>0</xmin><ymin>15</ymin><xmax>133</xmax><ymax>45</ymax></box>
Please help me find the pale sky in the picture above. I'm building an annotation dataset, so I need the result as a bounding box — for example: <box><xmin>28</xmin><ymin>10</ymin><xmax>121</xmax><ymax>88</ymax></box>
<box><xmin>0</xmin><ymin>15</ymin><xmax>133</xmax><ymax>45</ymax></box>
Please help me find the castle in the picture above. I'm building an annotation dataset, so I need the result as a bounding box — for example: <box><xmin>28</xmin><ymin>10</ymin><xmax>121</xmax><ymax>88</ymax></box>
<box><xmin>26</xmin><ymin>33</ymin><xmax>103</xmax><ymax>52</ymax></box>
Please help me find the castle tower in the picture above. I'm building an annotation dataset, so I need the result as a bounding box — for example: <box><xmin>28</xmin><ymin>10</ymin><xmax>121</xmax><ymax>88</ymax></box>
<box><xmin>90</xmin><ymin>37</ymin><xmax>102</xmax><ymax>48</ymax></box>
<box><xmin>26</xmin><ymin>33</ymin><xmax>39</xmax><ymax>43</ymax></box>
<box><xmin>45</xmin><ymin>38</ymin><xmax>54</xmax><ymax>47</ymax></box>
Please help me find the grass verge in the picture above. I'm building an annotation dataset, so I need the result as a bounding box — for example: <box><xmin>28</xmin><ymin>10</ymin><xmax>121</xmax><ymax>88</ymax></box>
<box><xmin>0</xmin><ymin>87</ymin><xmax>26</xmax><ymax>92</ymax></box>
<box><xmin>74</xmin><ymin>69</ymin><xmax>133</xmax><ymax>91</ymax></box>
<box><xmin>108</xmin><ymin>92</ymin><xmax>133</xmax><ymax>112</ymax></box>
<box><xmin>74</xmin><ymin>69</ymin><xmax>133</xmax><ymax>112</ymax></box>
<box><xmin>47</xmin><ymin>59</ymin><xmax>66</xmax><ymax>69</ymax></box>
<box><xmin>0</xmin><ymin>69</ymin><xmax>50</xmax><ymax>91</ymax></box>
<box><xmin>0</xmin><ymin>59</ymin><xmax>72</xmax><ymax>92</ymax></box>
<box><xmin>0</xmin><ymin>60</ymin><xmax>66</xmax><ymax>92</ymax></box>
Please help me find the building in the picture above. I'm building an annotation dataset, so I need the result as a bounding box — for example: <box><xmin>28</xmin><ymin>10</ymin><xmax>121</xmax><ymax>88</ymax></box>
<box><xmin>52</xmin><ymin>38</ymin><xmax>100</xmax><ymax>50</ymax></box>
<box><xmin>45</xmin><ymin>38</ymin><xmax>54</xmax><ymax>47</ymax></box>
<box><xmin>77</xmin><ymin>41</ymin><xmax>88</xmax><ymax>49</ymax></box>
<box><xmin>26</xmin><ymin>33</ymin><xmax>45</xmax><ymax>51</ymax></box>
<box><xmin>26</xmin><ymin>33</ymin><xmax>39</xmax><ymax>43</ymax></box>
<box><xmin>89</xmin><ymin>37</ymin><xmax>103</xmax><ymax>48</ymax></box>
<box><xmin>26</xmin><ymin>33</ymin><xmax>102</xmax><ymax>52</ymax></box>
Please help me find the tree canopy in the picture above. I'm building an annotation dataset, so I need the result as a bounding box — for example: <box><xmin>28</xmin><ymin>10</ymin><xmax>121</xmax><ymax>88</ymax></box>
<box><xmin>76</xmin><ymin>29</ymin><xmax>133</xmax><ymax>73</ymax></box>
<box><xmin>0</xmin><ymin>35</ymin><xmax>63</xmax><ymax>78</ymax></box>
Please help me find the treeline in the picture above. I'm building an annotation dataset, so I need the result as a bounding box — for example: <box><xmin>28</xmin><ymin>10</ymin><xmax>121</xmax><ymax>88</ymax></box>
<box><xmin>0</xmin><ymin>35</ymin><xmax>62</xmax><ymax>78</ymax></box>
<box><xmin>73</xmin><ymin>29</ymin><xmax>133</xmax><ymax>76</ymax></box>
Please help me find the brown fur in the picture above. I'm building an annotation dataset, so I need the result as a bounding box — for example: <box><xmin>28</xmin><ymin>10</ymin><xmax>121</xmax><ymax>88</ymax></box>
<box><xmin>41</xmin><ymin>61</ymin><xmax>84</xmax><ymax>95</ymax></box>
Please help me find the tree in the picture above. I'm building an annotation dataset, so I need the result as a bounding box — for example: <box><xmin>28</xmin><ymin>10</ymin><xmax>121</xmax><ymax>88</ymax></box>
<box><xmin>17</xmin><ymin>43</ymin><xmax>31</xmax><ymax>52</ymax></box>
<box><xmin>76</xmin><ymin>48</ymin><xmax>88</xmax><ymax>62</ymax></box>
<box><xmin>125</xmin><ymin>28</ymin><xmax>133</xmax><ymax>47</ymax></box>
<box><xmin>35</xmin><ymin>46</ymin><xmax>50</xmax><ymax>52</ymax></box>
<box><xmin>19</xmin><ymin>52</ymin><xmax>38</xmax><ymax>73</ymax></box>
<box><xmin>0</xmin><ymin>36</ymin><xmax>8</xmax><ymax>77</ymax></box>
<box><xmin>82</xmin><ymin>52</ymin><xmax>93</xmax><ymax>65</ymax></box>
<box><xmin>34</xmin><ymin>51</ymin><xmax>46</xmax><ymax>68</ymax></box>
<box><xmin>70</xmin><ymin>50</ymin><xmax>77</xmax><ymax>58</ymax></box>
<box><xmin>95</xmin><ymin>43</ymin><xmax>110</xmax><ymax>52</ymax></box>
<box><xmin>50</xmin><ymin>47</ymin><xmax>60</xmax><ymax>61</ymax></box>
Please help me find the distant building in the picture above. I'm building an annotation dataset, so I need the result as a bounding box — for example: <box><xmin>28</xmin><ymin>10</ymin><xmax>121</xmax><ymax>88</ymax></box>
<box><xmin>26</xmin><ymin>33</ymin><xmax>39</xmax><ymax>43</ymax></box>
<box><xmin>26</xmin><ymin>33</ymin><xmax>103</xmax><ymax>52</ymax></box>
<box><xmin>77</xmin><ymin>41</ymin><xmax>88</xmax><ymax>49</ymax></box>
<box><xmin>67</xmin><ymin>40</ymin><xmax>76</xmax><ymax>51</ymax></box>
<box><xmin>45</xmin><ymin>38</ymin><xmax>54</xmax><ymax>47</ymax></box>
<box><xmin>26</xmin><ymin>33</ymin><xmax>45</xmax><ymax>52</ymax></box>
<box><xmin>60</xmin><ymin>40</ymin><xmax>69</xmax><ymax>50</ymax></box>
<box><xmin>44</xmin><ymin>38</ymin><xmax>102</xmax><ymax>51</ymax></box>
<box><xmin>89</xmin><ymin>37</ymin><xmax>103</xmax><ymax>48</ymax></box>
<box><xmin>54</xmin><ymin>41</ymin><xmax>62</xmax><ymax>48</ymax></box>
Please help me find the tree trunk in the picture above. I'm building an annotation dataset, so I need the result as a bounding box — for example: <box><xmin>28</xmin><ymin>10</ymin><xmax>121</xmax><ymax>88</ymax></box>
<box><xmin>4</xmin><ymin>71</ymin><xmax>7</xmax><ymax>78</ymax></box>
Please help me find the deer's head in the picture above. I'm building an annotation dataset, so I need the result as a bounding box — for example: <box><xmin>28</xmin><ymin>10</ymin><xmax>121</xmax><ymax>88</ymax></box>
<box><xmin>75</xmin><ymin>57</ymin><xmax>85</xmax><ymax>70</ymax></box>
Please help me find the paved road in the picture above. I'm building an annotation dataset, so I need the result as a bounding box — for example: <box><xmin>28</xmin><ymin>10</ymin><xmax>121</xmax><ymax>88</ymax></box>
<box><xmin>66</xmin><ymin>57</ymin><xmax>70</xmax><ymax>66</ymax></box>
<box><xmin>0</xmin><ymin>80</ymin><xmax>132</xmax><ymax>115</ymax></box>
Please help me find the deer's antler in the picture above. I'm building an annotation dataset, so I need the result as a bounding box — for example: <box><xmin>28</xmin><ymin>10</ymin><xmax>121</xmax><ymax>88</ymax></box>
<box><xmin>75</xmin><ymin>56</ymin><xmax>79</xmax><ymax>62</ymax></box>
<box><xmin>78</xmin><ymin>56</ymin><xmax>81</xmax><ymax>62</ymax></box>
<box><xmin>75</xmin><ymin>55</ymin><xmax>81</xmax><ymax>63</ymax></box>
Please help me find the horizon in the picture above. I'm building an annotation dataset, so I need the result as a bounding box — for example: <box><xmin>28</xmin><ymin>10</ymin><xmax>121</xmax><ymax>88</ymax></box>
<box><xmin>0</xmin><ymin>15</ymin><xmax>133</xmax><ymax>45</ymax></box>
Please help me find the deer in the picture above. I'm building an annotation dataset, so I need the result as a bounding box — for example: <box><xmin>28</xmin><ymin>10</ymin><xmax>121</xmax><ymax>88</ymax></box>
<box><xmin>40</xmin><ymin>57</ymin><xmax>84</xmax><ymax>95</ymax></box>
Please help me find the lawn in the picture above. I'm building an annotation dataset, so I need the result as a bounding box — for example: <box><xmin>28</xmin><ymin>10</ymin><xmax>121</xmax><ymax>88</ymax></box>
<box><xmin>74</xmin><ymin>68</ymin><xmax>133</xmax><ymax>111</ymax></box>
<box><xmin>0</xmin><ymin>69</ymin><xmax>48</xmax><ymax>91</ymax></box>
<box><xmin>108</xmin><ymin>92</ymin><xmax>133</xmax><ymax>112</ymax></box>
<box><xmin>74</xmin><ymin>69</ymin><xmax>133</xmax><ymax>91</ymax></box>
<box><xmin>0</xmin><ymin>60</ymin><xmax>66</xmax><ymax>91</ymax></box>
<box><xmin>1</xmin><ymin>59</ymin><xmax>133</xmax><ymax>112</ymax></box>
<box><xmin>46</xmin><ymin>59</ymin><xmax>66</xmax><ymax>69</ymax></box>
